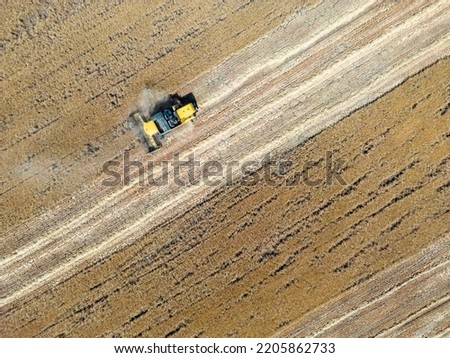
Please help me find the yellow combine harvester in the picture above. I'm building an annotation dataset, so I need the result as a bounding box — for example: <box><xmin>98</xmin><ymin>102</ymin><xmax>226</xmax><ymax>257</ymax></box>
<box><xmin>130</xmin><ymin>92</ymin><xmax>198</xmax><ymax>152</ymax></box>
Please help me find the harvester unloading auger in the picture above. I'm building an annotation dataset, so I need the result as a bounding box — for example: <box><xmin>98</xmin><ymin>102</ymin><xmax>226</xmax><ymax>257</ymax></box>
<box><xmin>130</xmin><ymin>92</ymin><xmax>198</xmax><ymax>152</ymax></box>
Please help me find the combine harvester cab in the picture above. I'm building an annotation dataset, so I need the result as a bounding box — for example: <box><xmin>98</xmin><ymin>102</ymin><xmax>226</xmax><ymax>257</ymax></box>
<box><xmin>131</xmin><ymin>92</ymin><xmax>198</xmax><ymax>152</ymax></box>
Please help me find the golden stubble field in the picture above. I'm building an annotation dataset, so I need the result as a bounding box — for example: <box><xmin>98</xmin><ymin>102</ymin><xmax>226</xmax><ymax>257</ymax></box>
<box><xmin>1</xmin><ymin>1</ymin><xmax>449</xmax><ymax>337</ymax></box>
<box><xmin>1</xmin><ymin>0</ymin><xmax>316</xmax><ymax>233</ymax></box>
<box><xmin>3</xmin><ymin>59</ymin><xmax>449</xmax><ymax>337</ymax></box>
